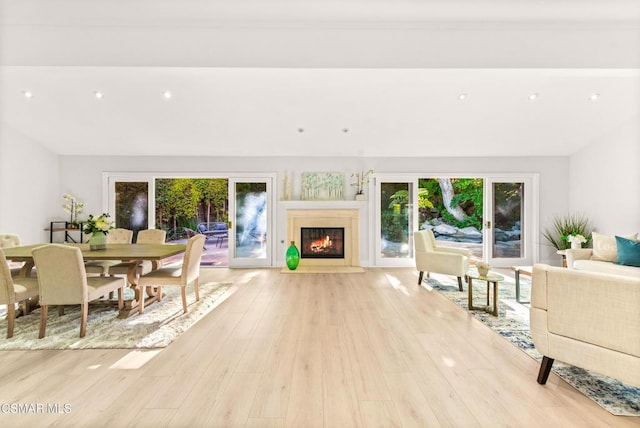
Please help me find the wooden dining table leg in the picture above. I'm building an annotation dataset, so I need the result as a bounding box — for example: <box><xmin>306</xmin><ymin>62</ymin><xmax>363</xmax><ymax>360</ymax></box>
<box><xmin>118</xmin><ymin>259</ymin><xmax>162</xmax><ymax>318</ymax></box>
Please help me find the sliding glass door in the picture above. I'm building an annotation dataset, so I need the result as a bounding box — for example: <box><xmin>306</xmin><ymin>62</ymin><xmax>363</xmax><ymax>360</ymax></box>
<box><xmin>107</xmin><ymin>175</ymin><xmax>153</xmax><ymax>242</ymax></box>
<box><xmin>228</xmin><ymin>177</ymin><xmax>273</xmax><ymax>267</ymax></box>
<box><xmin>485</xmin><ymin>177</ymin><xmax>534</xmax><ymax>267</ymax></box>
<box><xmin>375</xmin><ymin>176</ymin><xmax>416</xmax><ymax>266</ymax></box>
<box><xmin>107</xmin><ymin>173</ymin><xmax>274</xmax><ymax>268</ymax></box>
<box><xmin>372</xmin><ymin>174</ymin><xmax>536</xmax><ymax>267</ymax></box>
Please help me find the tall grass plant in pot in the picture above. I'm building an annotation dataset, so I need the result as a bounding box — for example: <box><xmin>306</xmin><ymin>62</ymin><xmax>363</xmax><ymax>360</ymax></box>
<box><xmin>542</xmin><ymin>213</ymin><xmax>593</xmax><ymax>250</ymax></box>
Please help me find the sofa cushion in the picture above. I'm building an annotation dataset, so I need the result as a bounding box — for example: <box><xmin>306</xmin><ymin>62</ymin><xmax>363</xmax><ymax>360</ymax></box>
<box><xmin>591</xmin><ymin>232</ymin><xmax>637</xmax><ymax>262</ymax></box>
<box><xmin>616</xmin><ymin>236</ymin><xmax>640</xmax><ymax>268</ymax></box>
<box><xmin>574</xmin><ymin>259</ymin><xmax>640</xmax><ymax>278</ymax></box>
<box><xmin>591</xmin><ymin>232</ymin><xmax>619</xmax><ymax>262</ymax></box>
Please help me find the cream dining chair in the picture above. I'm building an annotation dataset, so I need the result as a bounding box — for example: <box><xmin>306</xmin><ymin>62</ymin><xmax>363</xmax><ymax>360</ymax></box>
<box><xmin>84</xmin><ymin>228</ymin><xmax>134</xmax><ymax>276</ymax></box>
<box><xmin>136</xmin><ymin>234</ymin><xmax>205</xmax><ymax>314</ymax></box>
<box><xmin>32</xmin><ymin>244</ymin><xmax>126</xmax><ymax>338</ymax></box>
<box><xmin>0</xmin><ymin>249</ymin><xmax>39</xmax><ymax>338</ymax></box>
<box><xmin>414</xmin><ymin>229</ymin><xmax>471</xmax><ymax>291</ymax></box>
<box><xmin>105</xmin><ymin>229</ymin><xmax>168</xmax><ymax>280</ymax></box>
<box><xmin>0</xmin><ymin>233</ymin><xmax>25</xmax><ymax>277</ymax></box>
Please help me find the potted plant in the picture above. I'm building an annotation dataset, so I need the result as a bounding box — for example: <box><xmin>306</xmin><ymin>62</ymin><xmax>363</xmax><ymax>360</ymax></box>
<box><xmin>351</xmin><ymin>169</ymin><xmax>374</xmax><ymax>200</ymax></box>
<box><xmin>542</xmin><ymin>214</ymin><xmax>593</xmax><ymax>251</ymax></box>
<box><xmin>62</xmin><ymin>194</ymin><xmax>84</xmax><ymax>227</ymax></box>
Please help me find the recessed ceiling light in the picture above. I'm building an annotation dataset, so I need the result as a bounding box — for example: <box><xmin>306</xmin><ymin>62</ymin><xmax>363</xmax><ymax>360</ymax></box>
<box><xmin>163</xmin><ymin>91</ymin><xmax>172</xmax><ymax>99</ymax></box>
<box><xmin>94</xmin><ymin>91</ymin><xmax>104</xmax><ymax>99</ymax></box>
<box><xmin>589</xmin><ymin>93</ymin><xmax>600</xmax><ymax>101</ymax></box>
<box><xmin>528</xmin><ymin>93</ymin><xmax>539</xmax><ymax>101</ymax></box>
<box><xmin>458</xmin><ymin>93</ymin><xmax>467</xmax><ymax>101</ymax></box>
<box><xmin>22</xmin><ymin>90</ymin><xmax>33</xmax><ymax>99</ymax></box>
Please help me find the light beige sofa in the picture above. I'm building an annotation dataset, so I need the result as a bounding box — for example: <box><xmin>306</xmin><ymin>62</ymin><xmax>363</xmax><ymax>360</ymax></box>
<box><xmin>565</xmin><ymin>232</ymin><xmax>640</xmax><ymax>278</ymax></box>
<box><xmin>530</xmin><ymin>264</ymin><xmax>640</xmax><ymax>387</ymax></box>
<box><xmin>566</xmin><ymin>248</ymin><xmax>640</xmax><ymax>278</ymax></box>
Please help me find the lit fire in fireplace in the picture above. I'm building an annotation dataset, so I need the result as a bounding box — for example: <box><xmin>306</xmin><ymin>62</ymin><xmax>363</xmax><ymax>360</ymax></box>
<box><xmin>310</xmin><ymin>236</ymin><xmax>332</xmax><ymax>253</ymax></box>
<box><xmin>301</xmin><ymin>227</ymin><xmax>344</xmax><ymax>259</ymax></box>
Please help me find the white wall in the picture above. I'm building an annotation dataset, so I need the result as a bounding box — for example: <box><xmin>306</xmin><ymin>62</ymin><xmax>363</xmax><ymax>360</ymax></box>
<box><xmin>59</xmin><ymin>154</ymin><xmax>569</xmax><ymax>266</ymax></box>
<box><xmin>0</xmin><ymin>126</ymin><xmax>59</xmax><ymax>244</ymax></box>
<box><xmin>569</xmin><ymin>116</ymin><xmax>640</xmax><ymax>236</ymax></box>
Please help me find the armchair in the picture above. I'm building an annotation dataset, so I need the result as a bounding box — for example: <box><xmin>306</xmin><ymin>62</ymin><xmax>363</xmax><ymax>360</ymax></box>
<box><xmin>414</xmin><ymin>229</ymin><xmax>470</xmax><ymax>291</ymax></box>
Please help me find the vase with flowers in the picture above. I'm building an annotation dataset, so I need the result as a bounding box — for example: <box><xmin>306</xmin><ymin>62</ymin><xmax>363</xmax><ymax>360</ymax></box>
<box><xmin>351</xmin><ymin>169</ymin><xmax>374</xmax><ymax>200</ymax></box>
<box><xmin>567</xmin><ymin>234</ymin><xmax>587</xmax><ymax>250</ymax></box>
<box><xmin>84</xmin><ymin>213</ymin><xmax>114</xmax><ymax>250</ymax></box>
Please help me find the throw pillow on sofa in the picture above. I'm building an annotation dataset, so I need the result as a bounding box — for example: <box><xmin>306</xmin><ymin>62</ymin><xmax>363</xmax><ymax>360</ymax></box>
<box><xmin>591</xmin><ymin>232</ymin><xmax>638</xmax><ymax>262</ymax></box>
<box><xmin>616</xmin><ymin>235</ymin><xmax>640</xmax><ymax>267</ymax></box>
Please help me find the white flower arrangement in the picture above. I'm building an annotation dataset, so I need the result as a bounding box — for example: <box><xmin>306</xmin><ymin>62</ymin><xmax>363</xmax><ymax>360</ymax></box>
<box><xmin>567</xmin><ymin>234</ymin><xmax>587</xmax><ymax>245</ymax></box>
<box><xmin>351</xmin><ymin>169</ymin><xmax>374</xmax><ymax>195</ymax></box>
<box><xmin>62</xmin><ymin>194</ymin><xmax>84</xmax><ymax>225</ymax></box>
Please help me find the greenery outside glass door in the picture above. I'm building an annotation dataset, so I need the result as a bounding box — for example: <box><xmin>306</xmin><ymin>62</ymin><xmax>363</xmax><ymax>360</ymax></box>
<box><xmin>376</xmin><ymin>179</ymin><xmax>415</xmax><ymax>266</ymax></box>
<box><xmin>417</xmin><ymin>178</ymin><xmax>484</xmax><ymax>261</ymax></box>
<box><xmin>485</xmin><ymin>177</ymin><xmax>534</xmax><ymax>267</ymax></box>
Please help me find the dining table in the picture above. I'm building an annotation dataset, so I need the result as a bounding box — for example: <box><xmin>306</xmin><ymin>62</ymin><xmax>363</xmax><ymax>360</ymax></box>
<box><xmin>4</xmin><ymin>242</ymin><xmax>187</xmax><ymax>318</ymax></box>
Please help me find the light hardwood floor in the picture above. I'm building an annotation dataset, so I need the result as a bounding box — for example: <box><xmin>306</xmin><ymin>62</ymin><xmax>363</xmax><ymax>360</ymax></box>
<box><xmin>0</xmin><ymin>268</ymin><xmax>638</xmax><ymax>427</ymax></box>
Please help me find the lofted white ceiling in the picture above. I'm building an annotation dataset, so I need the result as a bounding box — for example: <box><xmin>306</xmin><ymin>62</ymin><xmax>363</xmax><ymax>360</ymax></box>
<box><xmin>1</xmin><ymin>0</ymin><xmax>639</xmax><ymax>157</ymax></box>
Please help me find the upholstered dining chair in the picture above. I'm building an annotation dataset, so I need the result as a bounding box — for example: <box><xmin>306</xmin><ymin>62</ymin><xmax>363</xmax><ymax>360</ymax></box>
<box><xmin>136</xmin><ymin>234</ymin><xmax>206</xmax><ymax>314</ymax></box>
<box><xmin>105</xmin><ymin>228</ymin><xmax>168</xmax><ymax>279</ymax></box>
<box><xmin>184</xmin><ymin>227</ymin><xmax>207</xmax><ymax>250</ymax></box>
<box><xmin>32</xmin><ymin>244</ymin><xmax>126</xmax><ymax>338</ymax></box>
<box><xmin>84</xmin><ymin>228</ymin><xmax>134</xmax><ymax>276</ymax></box>
<box><xmin>0</xmin><ymin>249</ymin><xmax>39</xmax><ymax>338</ymax></box>
<box><xmin>0</xmin><ymin>233</ymin><xmax>25</xmax><ymax>277</ymax></box>
<box><xmin>414</xmin><ymin>229</ymin><xmax>471</xmax><ymax>291</ymax></box>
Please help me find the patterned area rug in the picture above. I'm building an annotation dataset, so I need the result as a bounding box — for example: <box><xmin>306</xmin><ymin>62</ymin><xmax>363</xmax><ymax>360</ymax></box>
<box><xmin>0</xmin><ymin>281</ymin><xmax>232</xmax><ymax>350</ymax></box>
<box><xmin>426</xmin><ymin>273</ymin><xmax>640</xmax><ymax>417</ymax></box>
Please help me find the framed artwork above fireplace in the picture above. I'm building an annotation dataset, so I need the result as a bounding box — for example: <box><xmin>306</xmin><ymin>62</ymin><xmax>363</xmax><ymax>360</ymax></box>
<box><xmin>301</xmin><ymin>172</ymin><xmax>344</xmax><ymax>201</ymax></box>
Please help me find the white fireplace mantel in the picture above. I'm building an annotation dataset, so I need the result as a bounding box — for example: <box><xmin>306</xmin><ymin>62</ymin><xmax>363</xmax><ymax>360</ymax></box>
<box><xmin>279</xmin><ymin>200</ymin><xmax>367</xmax><ymax>268</ymax></box>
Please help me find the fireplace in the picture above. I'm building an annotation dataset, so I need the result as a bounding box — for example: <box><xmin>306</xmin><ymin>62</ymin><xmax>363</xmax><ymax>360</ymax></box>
<box><xmin>286</xmin><ymin>207</ymin><xmax>360</xmax><ymax>268</ymax></box>
<box><xmin>301</xmin><ymin>227</ymin><xmax>344</xmax><ymax>259</ymax></box>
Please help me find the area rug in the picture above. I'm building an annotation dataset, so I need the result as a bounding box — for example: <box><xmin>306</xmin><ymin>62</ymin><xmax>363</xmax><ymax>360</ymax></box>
<box><xmin>0</xmin><ymin>281</ymin><xmax>232</xmax><ymax>350</ymax></box>
<box><xmin>424</xmin><ymin>274</ymin><xmax>640</xmax><ymax>417</ymax></box>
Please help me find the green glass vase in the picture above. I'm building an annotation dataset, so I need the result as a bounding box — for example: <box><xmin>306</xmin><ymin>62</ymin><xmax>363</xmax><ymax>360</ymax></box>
<box><xmin>285</xmin><ymin>241</ymin><xmax>300</xmax><ymax>270</ymax></box>
<box><xmin>89</xmin><ymin>232</ymin><xmax>107</xmax><ymax>251</ymax></box>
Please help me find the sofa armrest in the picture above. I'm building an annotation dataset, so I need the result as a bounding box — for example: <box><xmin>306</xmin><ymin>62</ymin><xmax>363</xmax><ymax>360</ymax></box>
<box><xmin>565</xmin><ymin>248</ymin><xmax>593</xmax><ymax>269</ymax></box>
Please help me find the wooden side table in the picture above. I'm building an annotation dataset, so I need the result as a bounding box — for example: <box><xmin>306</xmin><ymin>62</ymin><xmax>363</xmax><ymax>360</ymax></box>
<box><xmin>467</xmin><ymin>268</ymin><xmax>505</xmax><ymax>316</ymax></box>
<box><xmin>556</xmin><ymin>250</ymin><xmax>567</xmax><ymax>267</ymax></box>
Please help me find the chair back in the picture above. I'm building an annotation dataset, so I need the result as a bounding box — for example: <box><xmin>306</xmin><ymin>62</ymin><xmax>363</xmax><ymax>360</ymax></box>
<box><xmin>0</xmin><ymin>234</ymin><xmax>21</xmax><ymax>249</ymax></box>
<box><xmin>137</xmin><ymin>229</ymin><xmax>166</xmax><ymax>244</ymax></box>
<box><xmin>182</xmin><ymin>234</ymin><xmax>206</xmax><ymax>284</ymax></box>
<box><xmin>32</xmin><ymin>244</ymin><xmax>88</xmax><ymax>305</ymax></box>
<box><xmin>0</xmin><ymin>249</ymin><xmax>15</xmax><ymax>303</ymax></box>
<box><xmin>414</xmin><ymin>230</ymin><xmax>436</xmax><ymax>253</ymax></box>
<box><xmin>107</xmin><ymin>228</ymin><xmax>133</xmax><ymax>244</ymax></box>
